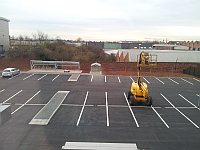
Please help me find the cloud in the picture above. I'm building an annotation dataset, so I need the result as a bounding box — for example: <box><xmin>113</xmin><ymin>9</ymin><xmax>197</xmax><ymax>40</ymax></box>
<box><xmin>1</xmin><ymin>0</ymin><xmax>200</xmax><ymax>40</ymax></box>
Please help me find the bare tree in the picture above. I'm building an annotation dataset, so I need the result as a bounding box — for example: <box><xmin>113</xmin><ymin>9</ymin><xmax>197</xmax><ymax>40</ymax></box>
<box><xmin>32</xmin><ymin>31</ymin><xmax>48</xmax><ymax>44</ymax></box>
<box><xmin>18</xmin><ymin>35</ymin><xmax>24</xmax><ymax>46</ymax></box>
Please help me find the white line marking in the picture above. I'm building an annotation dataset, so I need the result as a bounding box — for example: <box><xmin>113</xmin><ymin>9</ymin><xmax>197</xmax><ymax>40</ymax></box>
<box><xmin>68</xmin><ymin>74</ymin><xmax>80</xmax><ymax>81</ymax></box>
<box><xmin>76</xmin><ymin>91</ymin><xmax>89</xmax><ymax>126</ymax></box>
<box><xmin>165</xmin><ymin>106</ymin><xmax>196</xmax><ymax>109</ymax></box>
<box><xmin>143</xmin><ymin>77</ymin><xmax>150</xmax><ymax>84</ymax></box>
<box><xmin>123</xmin><ymin>92</ymin><xmax>139</xmax><ymax>127</ymax></box>
<box><xmin>181</xmin><ymin>78</ymin><xmax>193</xmax><ymax>85</ymax></box>
<box><xmin>17</xmin><ymin>103</ymin><xmax>45</xmax><ymax>106</ymax></box>
<box><xmin>179</xmin><ymin>94</ymin><xmax>200</xmax><ymax>110</ymax></box>
<box><xmin>105</xmin><ymin>92</ymin><xmax>109</xmax><ymax>127</ymax></box>
<box><xmin>118</xmin><ymin>76</ymin><xmax>121</xmax><ymax>83</ymax></box>
<box><xmin>23</xmin><ymin>74</ymin><xmax>34</xmax><ymax>80</ymax></box>
<box><xmin>160</xmin><ymin>93</ymin><xmax>199</xmax><ymax>128</ymax></box>
<box><xmin>151</xmin><ymin>106</ymin><xmax>169</xmax><ymax>128</ymax></box>
<box><xmin>90</xmin><ymin>75</ymin><xmax>93</xmax><ymax>82</ymax></box>
<box><xmin>8</xmin><ymin>74</ymin><xmax>21</xmax><ymax>80</ymax></box>
<box><xmin>0</xmin><ymin>89</ymin><xmax>5</xmax><ymax>93</ymax></box>
<box><xmin>11</xmin><ymin>90</ymin><xmax>41</xmax><ymax>114</ymax></box>
<box><xmin>168</xmin><ymin>78</ymin><xmax>179</xmax><ymax>84</ymax></box>
<box><xmin>193</xmin><ymin>78</ymin><xmax>200</xmax><ymax>83</ymax></box>
<box><xmin>105</xmin><ymin>76</ymin><xmax>107</xmax><ymax>83</ymax></box>
<box><xmin>52</xmin><ymin>74</ymin><xmax>60</xmax><ymax>81</ymax></box>
<box><xmin>38</xmin><ymin>74</ymin><xmax>47</xmax><ymax>80</ymax></box>
<box><xmin>130</xmin><ymin>76</ymin><xmax>134</xmax><ymax>82</ymax></box>
<box><xmin>155</xmin><ymin>77</ymin><xmax>165</xmax><ymax>84</ymax></box>
<box><xmin>3</xmin><ymin>90</ymin><xmax>23</xmax><ymax>103</ymax></box>
<box><xmin>62</xmin><ymin>104</ymin><xmax>93</xmax><ymax>107</ymax></box>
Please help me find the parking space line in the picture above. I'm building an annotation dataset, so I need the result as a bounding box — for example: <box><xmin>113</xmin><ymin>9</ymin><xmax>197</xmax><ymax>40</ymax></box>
<box><xmin>160</xmin><ymin>93</ymin><xmax>199</xmax><ymax>128</ymax></box>
<box><xmin>3</xmin><ymin>90</ymin><xmax>23</xmax><ymax>103</ymax></box>
<box><xmin>105</xmin><ymin>76</ymin><xmax>107</xmax><ymax>83</ymax></box>
<box><xmin>11</xmin><ymin>90</ymin><xmax>41</xmax><ymax>114</ymax></box>
<box><xmin>38</xmin><ymin>74</ymin><xmax>47</xmax><ymax>80</ymax></box>
<box><xmin>143</xmin><ymin>77</ymin><xmax>150</xmax><ymax>84</ymax></box>
<box><xmin>62</xmin><ymin>104</ymin><xmax>93</xmax><ymax>107</ymax></box>
<box><xmin>151</xmin><ymin>106</ymin><xmax>169</xmax><ymax>128</ymax></box>
<box><xmin>165</xmin><ymin>106</ymin><xmax>196</xmax><ymax>109</ymax></box>
<box><xmin>8</xmin><ymin>74</ymin><xmax>21</xmax><ymax>80</ymax></box>
<box><xmin>181</xmin><ymin>78</ymin><xmax>193</xmax><ymax>85</ymax></box>
<box><xmin>76</xmin><ymin>91</ymin><xmax>89</xmax><ymax>126</ymax></box>
<box><xmin>118</xmin><ymin>76</ymin><xmax>121</xmax><ymax>83</ymax></box>
<box><xmin>23</xmin><ymin>74</ymin><xmax>34</xmax><ymax>80</ymax></box>
<box><xmin>123</xmin><ymin>92</ymin><xmax>139</xmax><ymax>127</ymax></box>
<box><xmin>168</xmin><ymin>78</ymin><xmax>179</xmax><ymax>84</ymax></box>
<box><xmin>179</xmin><ymin>94</ymin><xmax>200</xmax><ymax>110</ymax></box>
<box><xmin>193</xmin><ymin>78</ymin><xmax>200</xmax><ymax>83</ymax></box>
<box><xmin>155</xmin><ymin>77</ymin><xmax>165</xmax><ymax>84</ymax></box>
<box><xmin>19</xmin><ymin>103</ymin><xmax>45</xmax><ymax>106</ymax></box>
<box><xmin>105</xmin><ymin>92</ymin><xmax>109</xmax><ymax>127</ymax></box>
<box><xmin>130</xmin><ymin>76</ymin><xmax>134</xmax><ymax>82</ymax></box>
<box><xmin>68</xmin><ymin>74</ymin><xmax>80</xmax><ymax>81</ymax></box>
<box><xmin>90</xmin><ymin>75</ymin><xmax>93</xmax><ymax>82</ymax></box>
<box><xmin>0</xmin><ymin>89</ymin><xmax>5</xmax><ymax>93</ymax></box>
<box><xmin>196</xmin><ymin>94</ymin><xmax>200</xmax><ymax>108</ymax></box>
<box><xmin>52</xmin><ymin>74</ymin><xmax>60</xmax><ymax>81</ymax></box>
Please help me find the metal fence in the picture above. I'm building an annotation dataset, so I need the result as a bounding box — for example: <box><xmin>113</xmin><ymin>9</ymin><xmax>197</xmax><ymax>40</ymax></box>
<box><xmin>30</xmin><ymin>60</ymin><xmax>80</xmax><ymax>70</ymax></box>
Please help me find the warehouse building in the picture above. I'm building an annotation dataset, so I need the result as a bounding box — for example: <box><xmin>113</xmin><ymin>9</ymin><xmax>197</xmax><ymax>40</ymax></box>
<box><xmin>116</xmin><ymin>49</ymin><xmax>200</xmax><ymax>63</ymax></box>
<box><xmin>0</xmin><ymin>17</ymin><xmax>10</xmax><ymax>56</ymax></box>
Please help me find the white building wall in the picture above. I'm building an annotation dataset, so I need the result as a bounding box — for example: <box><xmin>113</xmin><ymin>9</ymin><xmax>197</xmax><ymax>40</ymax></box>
<box><xmin>0</xmin><ymin>17</ymin><xmax>10</xmax><ymax>53</ymax></box>
<box><xmin>118</xmin><ymin>49</ymin><xmax>200</xmax><ymax>63</ymax></box>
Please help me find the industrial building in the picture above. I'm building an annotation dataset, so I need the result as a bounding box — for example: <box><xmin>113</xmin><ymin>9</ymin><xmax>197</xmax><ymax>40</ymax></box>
<box><xmin>0</xmin><ymin>17</ymin><xmax>9</xmax><ymax>56</ymax></box>
<box><xmin>116</xmin><ymin>49</ymin><xmax>200</xmax><ymax>63</ymax></box>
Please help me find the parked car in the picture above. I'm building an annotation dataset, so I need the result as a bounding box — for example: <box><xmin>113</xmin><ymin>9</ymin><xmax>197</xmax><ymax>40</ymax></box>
<box><xmin>2</xmin><ymin>68</ymin><xmax>20</xmax><ymax>78</ymax></box>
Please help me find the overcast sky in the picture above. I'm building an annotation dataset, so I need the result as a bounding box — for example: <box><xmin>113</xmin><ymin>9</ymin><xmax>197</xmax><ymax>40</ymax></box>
<box><xmin>1</xmin><ymin>0</ymin><xmax>200</xmax><ymax>41</ymax></box>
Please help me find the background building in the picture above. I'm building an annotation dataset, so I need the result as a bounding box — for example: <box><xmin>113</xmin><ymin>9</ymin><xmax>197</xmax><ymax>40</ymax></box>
<box><xmin>0</xmin><ymin>17</ymin><xmax>9</xmax><ymax>56</ymax></box>
<box><xmin>116</xmin><ymin>49</ymin><xmax>200</xmax><ymax>63</ymax></box>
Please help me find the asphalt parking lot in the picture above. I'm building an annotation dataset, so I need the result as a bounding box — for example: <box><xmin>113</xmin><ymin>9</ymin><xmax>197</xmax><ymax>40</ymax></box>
<box><xmin>0</xmin><ymin>72</ymin><xmax>200</xmax><ymax>150</ymax></box>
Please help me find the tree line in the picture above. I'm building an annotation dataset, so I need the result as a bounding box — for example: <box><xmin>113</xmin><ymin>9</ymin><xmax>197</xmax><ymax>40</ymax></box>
<box><xmin>7</xmin><ymin>32</ymin><xmax>116</xmax><ymax>62</ymax></box>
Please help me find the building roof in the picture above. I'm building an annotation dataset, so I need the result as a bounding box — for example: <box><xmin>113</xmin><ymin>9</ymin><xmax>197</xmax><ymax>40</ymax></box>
<box><xmin>153</xmin><ymin>44</ymin><xmax>178</xmax><ymax>47</ymax></box>
<box><xmin>0</xmin><ymin>17</ymin><xmax>10</xmax><ymax>22</ymax></box>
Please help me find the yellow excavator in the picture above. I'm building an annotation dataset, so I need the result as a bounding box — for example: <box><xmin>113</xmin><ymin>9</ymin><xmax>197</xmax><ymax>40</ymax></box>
<box><xmin>128</xmin><ymin>51</ymin><xmax>156</xmax><ymax>106</ymax></box>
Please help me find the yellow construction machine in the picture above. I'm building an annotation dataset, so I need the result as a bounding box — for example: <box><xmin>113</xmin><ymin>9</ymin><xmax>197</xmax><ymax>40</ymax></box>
<box><xmin>127</xmin><ymin>51</ymin><xmax>157</xmax><ymax>106</ymax></box>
